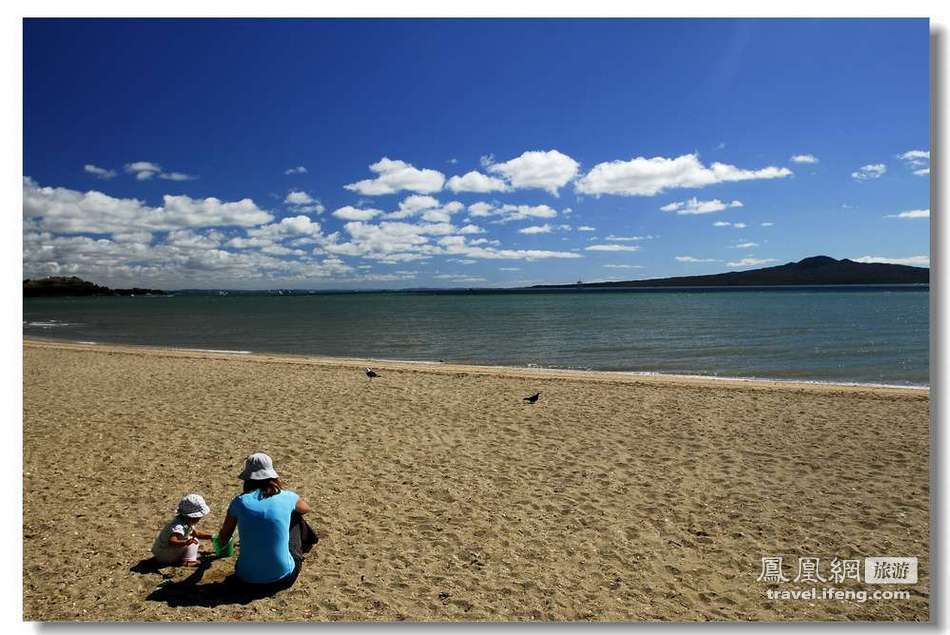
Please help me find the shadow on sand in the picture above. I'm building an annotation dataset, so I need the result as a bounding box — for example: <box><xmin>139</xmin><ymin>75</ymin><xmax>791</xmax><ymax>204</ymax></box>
<box><xmin>131</xmin><ymin>556</ymin><xmax>298</xmax><ymax>608</ymax></box>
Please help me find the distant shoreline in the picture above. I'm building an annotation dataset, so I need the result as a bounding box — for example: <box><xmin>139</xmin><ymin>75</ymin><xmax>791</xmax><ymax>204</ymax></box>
<box><xmin>23</xmin><ymin>282</ymin><xmax>930</xmax><ymax>297</ymax></box>
<box><xmin>23</xmin><ymin>338</ymin><xmax>930</xmax><ymax>394</ymax></box>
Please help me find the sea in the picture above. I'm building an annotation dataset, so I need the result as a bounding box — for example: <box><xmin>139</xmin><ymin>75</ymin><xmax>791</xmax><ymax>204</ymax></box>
<box><xmin>23</xmin><ymin>286</ymin><xmax>930</xmax><ymax>387</ymax></box>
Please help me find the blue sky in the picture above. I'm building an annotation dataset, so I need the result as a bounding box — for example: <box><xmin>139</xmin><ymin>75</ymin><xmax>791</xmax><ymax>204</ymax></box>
<box><xmin>23</xmin><ymin>18</ymin><xmax>930</xmax><ymax>289</ymax></box>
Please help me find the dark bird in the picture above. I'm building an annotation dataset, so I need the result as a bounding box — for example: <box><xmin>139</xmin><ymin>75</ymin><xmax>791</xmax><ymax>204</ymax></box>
<box><xmin>523</xmin><ymin>392</ymin><xmax>540</xmax><ymax>404</ymax></box>
<box><xmin>365</xmin><ymin>368</ymin><xmax>379</xmax><ymax>379</ymax></box>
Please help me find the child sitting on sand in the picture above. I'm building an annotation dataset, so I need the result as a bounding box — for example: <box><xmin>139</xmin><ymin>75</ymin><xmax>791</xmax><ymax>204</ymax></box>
<box><xmin>151</xmin><ymin>494</ymin><xmax>212</xmax><ymax>567</ymax></box>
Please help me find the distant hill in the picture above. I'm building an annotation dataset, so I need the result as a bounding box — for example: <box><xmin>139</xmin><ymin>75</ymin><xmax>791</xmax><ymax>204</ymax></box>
<box><xmin>23</xmin><ymin>276</ymin><xmax>167</xmax><ymax>297</ymax></box>
<box><xmin>532</xmin><ymin>256</ymin><xmax>929</xmax><ymax>289</ymax></box>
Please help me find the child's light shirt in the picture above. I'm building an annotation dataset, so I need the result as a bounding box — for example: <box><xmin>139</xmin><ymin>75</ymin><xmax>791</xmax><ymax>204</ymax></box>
<box><xmin>151</xmin><ymin>516</ymin><xmax>194</xmax><ymax>563</ymax></box>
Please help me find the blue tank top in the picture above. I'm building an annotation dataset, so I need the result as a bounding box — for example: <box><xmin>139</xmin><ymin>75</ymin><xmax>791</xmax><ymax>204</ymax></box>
<box><xmin>228</xmin><ymin>489</ymin><xmax>299</xmax><ymax>584</ymax></box>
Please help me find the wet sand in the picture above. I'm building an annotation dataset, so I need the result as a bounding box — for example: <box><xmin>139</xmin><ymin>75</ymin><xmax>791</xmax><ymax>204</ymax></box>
<box><xmin>23</xmin><ymin>339</ymin><xmax>930</xmax><ymax>621</ymax></box>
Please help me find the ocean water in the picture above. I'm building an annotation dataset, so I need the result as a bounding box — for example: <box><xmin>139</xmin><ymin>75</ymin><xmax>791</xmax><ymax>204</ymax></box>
<box><xmin>23</xmin><ymin>287</ymin><xmax>930</xmax><ymax>386</ymax></box>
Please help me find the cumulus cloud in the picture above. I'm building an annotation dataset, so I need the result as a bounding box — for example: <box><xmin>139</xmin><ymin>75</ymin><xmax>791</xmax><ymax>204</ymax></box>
<box><xmin>24</xmin><ymin>178</ymin><xmax>274</xmax><ymax>235</ymax></box>
<box><xmin>84</xmin><ymin>164</ymin><xmax>116</xmax><ymax>179</ymax></box>
<box><xmin>897</xmin><ymin>150</ymin><xmax>930</xmax><ymax>176</ymax></box>
<box><xmin>487</xmin><ymin>150</ymin><xmax>579</xmax><ymax>196</ymax></box>
<box><xmin>125</xmin><ymin>161</ymin><xmax>162</xmax><ymax>180</ymax></box>
<box><xmin>585</xmin><ymin>244</ymin><xmax>640</xmax><ymax>252</ymax></box>
<box><xmin>381</xmin><ymin>196</ymin><xmax>463</xmax><ymax>223</ymax></box>
<box><xmin>885</xmin><ymin>209</ymin><xmax>929</xmax><ymax>219</ymax></box>
<box><xmin>316</xmin><ymin>219</ymin><xmax>582</xmax><ymax>264</ymax></box>
<box><xmin>344</xmin><ymin>157</ymin><xmax>445</xmax><ymax>196</ymax></box>
<box><xmin>727</xmin><ymin>258</ymin><xmax>777</xmax><ymax>267</ymax></box>
<box><xmin>605</xmin><ymin>234</ymin><xmax>656</xmax><ymax>241</ymax></box>
<box><xmin>285</xmin><ymin>166</ymin><xmax>308</xmax><ymax>175</ymax></box>
<box><xmin>851</xmin><ymin>163</ymin><xmax>886</xmax><ymax>181</ymax></box>
<box><xmin>713</xmin><ymin>221</ymin><xmax>746</xmax><ymax>228</ymax></box>
<box><xmin>577</xmin><ymin>226</ymin><xmax>596</xmax><ymax>232</ymax></box>
<box><xmin>466</xmin><ymin>202</ymin><xmax>559</xmax><ymax>223</ymax></box>
<box><xmin>285</xmin><ymin>190</ymin><xmax>325</xmax><ymax>214</ymax></box>
<box><xmin>518</xmin><ymin>225</ymin><xmax>552</xmax><ymax>234</ymax></box>
<box><xmin>446</xmin><ymin>171</ymin><xmax>510</xmax><ymax>193</ymax></box>
<box><xmin>159</xmin><ymin>172</ymin><xmax>198</xmax><ymax>181</ymax></box>
<box><xmin>675</xmin><ymin>256</ymin><xmax>720</xmax><ymax>262</ymax></box>
<box><xmin>124</xmin><ymin>161</ymin><xmax>197</xmax><ymax>182</ymax></box>
<box><xmin>332</xmin><ymin>206</ymin><xmax>384</xmax><ymax>221</ymax></box>
<box><xmin>790</xmin><ymin>154</ymin><xmax>819</xmax><ymax>164</ymax></box>
<box><xmin>575</xmin><ymin>153</ymin><xmax>792</xmax><ymax>197</ymax></box>
<box><xmin>660</xmin><ymin>198</ymin><xmax>743</xmax><ymax>214</ymax></box>
<box><xmin>852</xmin><ymin>255</ymin><xmax>930</xmax><ymax>266</ymax></box>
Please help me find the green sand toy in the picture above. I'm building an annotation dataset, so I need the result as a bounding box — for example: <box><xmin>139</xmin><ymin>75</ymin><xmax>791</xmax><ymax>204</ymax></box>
<box><xmin>212</xmin><ymin>533</ymin><xmax>235</xmax><ymax>557</ymax></box>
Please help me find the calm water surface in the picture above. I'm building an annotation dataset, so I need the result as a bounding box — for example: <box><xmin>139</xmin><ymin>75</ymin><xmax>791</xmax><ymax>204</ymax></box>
<box><xmin>23</xmin><ymin>288</ymin><xmax>929</xmax><ymax>386</ymax></box>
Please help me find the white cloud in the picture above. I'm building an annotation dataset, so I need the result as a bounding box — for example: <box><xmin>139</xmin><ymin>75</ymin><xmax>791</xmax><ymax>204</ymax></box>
<box><xmin>285</xmin><ymin>191</ymin><xmax>316</xmax><ymax>205</ymax></box>
<box><xmin>383</xmin><ymin>195</ymin><xmax>441</xmax><ymax>219</ymax></box>
<box><xmin>457</xmin><ymin>224</ymin><xmax>484</xmax><ymax>235</ymax></box>
<box><xmin>897</xmin><ymin>150</ymin><xmax>930</xmax><ymax>176</ymax></box>
<box><xmin>24</xmin><ymin>178</ymin><xmax>274</xmax><ymax>235</ymax></box>
<box><xmin>282</xmin><ymin>190</ymin><xmax>325</xmax><ymax>214</ymax></box>
<box><xmin>479</xmin><ymin>154</ymin><xmax>495</xmax><ymax>168</ymax></box>
<box><xmin>285</xmin><ymin>166</ymin><xmax>308</xmax><ymax>175</ymax></box>
<box><xmin>675</xmin><ymin>256</ymin><xmax>720</xmax><ymax>263</ymax></box>
<box><xmin>898</xmin><ymin>150</ymin><xmax>929</xmax><ymax>163</ymax></box>
<box><xmin>604</xmin><ymin>264</ymin><xmax>645</xmax><ymax>269</ymax></box>
<box><xmin>790</xmin><ymin>154</ymin><xmax>819</xmax><ymax>164</ymax></box>
<box><xmin>446</xmin><ymin>171</ymin><xmax>510</xmax><ymax>193</ymax></box>
<box><xmin>332</xmin><ymin>206</ymin><xmax>384</xmax><ymax>221</ymax></box>
<box><xmin>125</xmin><ymin>161</ymin><xmax>162</xmax><ymax>180</ymax></box>
<box><xmin>487</xmin><ymin>150</ymin><xmax>579</xmax><ymax>196</ymax></box>
<box><xmin>433</xmin><ymin>273</ymin><xmax>487</xmax><ymax>283</ymax></box>
<box><xmin>344</xmin><ymin>157</ymin><xmax>445</xmax><ymax>196</ymax></box>
<box><xmin>660</xmin><ymin>198</ymin><xmax>743</xmax><ymax>214</ymax></box>
<box><xmin>761</xmin><ymin>222</ymin><xmax>774</xmax><ymax>227</ymax></box>
<box><xmin>519</xmin><ymin>224</ymin><xmax>552</xmax><ymax>234</ymax></box>
<box><xmin>246</xmin><ymin>215</ymin><xmax>323</xmax><ymax>240</ymax></box>
<box><xmin>467</xmin><ymin>202</ymin><xmax>559</xmax><ymax>223</ymax></box>
<box><xmin>499</xmin><ymin>267</ymin><xmax>520</xmax><ymax>271</ymax></box>
<box><xmin>436</xmin><ymin>235</ymin><xmax>582</xmax><ymax>261</ymax></box>
<box><xmin>853</xmin><ymin>255</ymin><xmax>929</xmax><ymax>267</ymax></box>
<box><xmin>727</xmin><ymin>258</ymin><xmax>778</xmax><ymax>267</ymax></box>
<box><xmin>885</xmin><ymin>209</ymin><xmax>929</xmax><ymax>219</ymax></box>
<box><xmin>733</xmin><ymin>222</ymin><xmax>747</xmax><ymax>229</ymax></box>
<box><xmin>159</xmin><ymin>172</ymin><xmax>198</xmax><ymax>181</ymax></box>
<box><xmin>575</xmin><ymin>153</ymin><xmax>792</xmax><ymax>197</ymax></box>
<box><xmin>124</xmin><ymin>161</ymin><xmax>197</xmax><ymax>182</ymax></box>
<box><xmin>577</xmin><ymin>225</ymin><xmax>596</xmax><ymax>232</ymax></box>
<box><xmin>84</xmin><ymin>164</ymin><xmax>116</xmax><ymax>179</ymax></box>
<box><xmin>851</xmin><ymin>163</ymin><xmax>887</xmax><ymax>181</ymax></box>
<box><xmin>732</xmin><ymin>242</ymin><xmax>759</xmax><ymax>248</ymax></box>
<box><xmin>713</xmin><ymin>221</ymin><xmax>746</xmax><ymax>228</ymax></box>
<box><xmin>605</xmin><ymin>234</ymin><xmax>656</xmax><ymax>241</ymax></box>
<box><xmin>585</xmin><ymin>244</ymin><xmax>640</xmax><ymax>252</ymax></box>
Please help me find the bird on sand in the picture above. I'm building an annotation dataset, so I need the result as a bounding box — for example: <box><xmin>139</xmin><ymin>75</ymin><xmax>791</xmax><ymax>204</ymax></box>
<box><xmin>523</xmin><ymin>392</ymin><xmax>540</xmax><ymax>404</ymax></box>
<box><xmin>365</xmin><ymin>368</ymin><xmax>379</xmax><ymax>379</ymax></box>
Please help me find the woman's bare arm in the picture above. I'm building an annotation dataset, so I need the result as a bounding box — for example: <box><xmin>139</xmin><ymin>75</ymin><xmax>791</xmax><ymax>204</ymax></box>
<box><xmin>217</xmin><ymin>512</ymin><xmax>237</xmax><ymax>543</ymax></box>
<box><xmin>295</xmin><ymin>497</ymin><xmax>311</xmax><ymax>515</ymax></box>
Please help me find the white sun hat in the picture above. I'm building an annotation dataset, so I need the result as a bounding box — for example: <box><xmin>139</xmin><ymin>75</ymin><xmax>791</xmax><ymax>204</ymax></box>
<box><xmin>238</xmin><ymin>452</ymin><xmax>280</xmax><ymax>481</ymax></box>
<box><xmin>177</xmin><ymin>493</ymin><xmax>210</xmax><ymax>518</ymax></box>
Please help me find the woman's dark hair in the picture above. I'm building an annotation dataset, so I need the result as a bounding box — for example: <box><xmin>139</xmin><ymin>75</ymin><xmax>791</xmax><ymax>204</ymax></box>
<box><xmin>243</xmin><ymin>477</ymin><xmax>283</xmax><ymax>498</ymax></box>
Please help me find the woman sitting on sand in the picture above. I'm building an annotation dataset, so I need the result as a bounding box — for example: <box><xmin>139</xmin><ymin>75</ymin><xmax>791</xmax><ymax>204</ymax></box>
<box><xmin>216</xmin><ymin>452</ymin><xmax>317</xmax><ymax>589</ymax></box>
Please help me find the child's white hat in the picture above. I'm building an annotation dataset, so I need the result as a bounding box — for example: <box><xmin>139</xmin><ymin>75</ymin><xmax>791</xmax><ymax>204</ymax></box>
<box><xmin>177</xmin><ymin>494</ymin><xmax>210</xmax><ymax>518</ymax></box>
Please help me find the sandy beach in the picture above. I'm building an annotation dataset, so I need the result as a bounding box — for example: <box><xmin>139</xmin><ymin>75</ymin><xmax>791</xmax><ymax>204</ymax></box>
<box><xmin>22</xmin><ymin>339</ymin><xmax>930</xmax><ymax>621</ymax></box>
